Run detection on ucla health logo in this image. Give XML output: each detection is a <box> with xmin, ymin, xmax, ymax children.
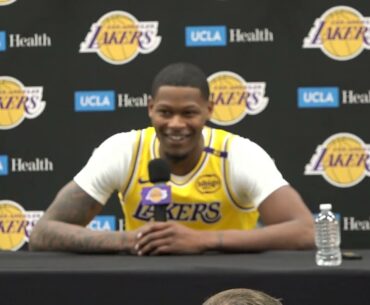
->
<box><xmin>0</xmin><ymin>154</ymin><xmax>53</xmax><ymax>173</ymax></box>
<box><xmin>75</xmin><ymin>91</ymin><xmax>115</xmax><ymax>112</ymax></box>
<box><xmin>305</xmin><ymin>133</ymin><xmax>370</xmax><ymax>187</ymax></box>
<box><xmin>208</xmin><ymin>71</ymin><xmax>268</xmax><ymax>126</ymax></box>
<box><xmin>0</xmin><ymin>31</ymin><xmax>51</xmax><ymax>51</ymax></box>
<box><xmin>303</xmin><ymin>6</ymin><xmax>370</xmax><ymax>61</ymax></box>
<box><xmin>185</xmin><ymin>26</ymin><xmax>227</xmax><ymax>47</ymax></box>
<box><xmin>80</xmin><ymin>11</ymin><xmax>161</xmax><ymax>65</ymax></box>
<box><xmin>0</xmin><ymin>0</ymin><xmax>16</xmax><ymax>6</ymax></box>
<box><xmin>0</xmin><ymin>77</ymin><xmax>46</xmax><ymax>130</ymax></box>
<box><xmin>298</xmin><ymin>87</ymin><xmax>339</xmax><ymax>108</ymax></box>
<box><xmin>0</xmin><ymin>155</ymin><xmax>8</xmax><ymax>175</ymax></box>
<box><xmin>0</xmin><ymin>200</ymin><xmax>43</xmax><ymax>251</ymax></box>
<box><xmin>0</xmin><ymin>31</ymin><xmax>6</xmax><ymax>51</ymax></box>
<box><xmin>185</xmin><ymin>26</ymin><xmax>273</xmax><ymax>47</ymax></box>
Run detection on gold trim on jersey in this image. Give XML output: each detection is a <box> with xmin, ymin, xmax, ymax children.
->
<box><xmin>118</xmin><ymin>130</ymin><xmax>143</xmax><ymax>201</ymax></box>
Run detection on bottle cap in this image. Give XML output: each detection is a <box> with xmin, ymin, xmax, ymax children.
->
<box><xmin>319</xmin><ymin>203</ymin><xmax>332</xmax><ymax>210</ymax></box>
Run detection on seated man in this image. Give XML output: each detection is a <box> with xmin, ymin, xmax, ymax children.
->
<box><xmin>29</xmin><ymin>62</ymin><xmax>314</xmax><ymax>254</ymax></box>
<box><xmin>203</xmin><ymin>288</ymin><xmax>282</xmax><ymax>305</ymax></box>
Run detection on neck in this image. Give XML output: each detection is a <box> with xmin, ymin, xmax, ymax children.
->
<box><xmin>160</xmin><ymin>138</ymin><xmax>204</xmax><ymax>176</ymax></box>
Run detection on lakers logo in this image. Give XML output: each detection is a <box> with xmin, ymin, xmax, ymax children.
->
<box><xmin>0</xmin><ymin>0</ymin><xmax>16</xmax><ymax>6</ymax></box>
<box><xmin>305</xmin><ymin>133</ymin><xmax>370</xmax><ymax>187</ymax></box>
<box><xmin>0</xmin><ymin>77</ymin><xmax>46</xmax><ymax>130</ymax></box>
<box><xmin>303</xmin><ymin>6</ymin><xmax>370</xmax><ymax>61</ymax></box>
<box><xmin>0</xmin><ymin>200</ymin><xmax>43</xmax><ymax>251</ymax></box>
<box><xmin>208</xmin><ymin>71</ymin><xmax>268</xmax><ymax>126</ymax></box>
<box><xmin>146</xmin><ymin>187</ymin><xmax>168</xmax><ymax>203</ymax></box>
<box><xmin>80</xmin><ymin>11</ymin><xmax>161</xmax><ymax>65</ymax></box>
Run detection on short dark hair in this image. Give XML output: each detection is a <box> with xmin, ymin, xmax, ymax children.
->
<box><xmin>151</xmin><ymin>62</ymin><xmax>210</xmax><ymax>100</ymax></box>
<box><xmin>203</xmin><ymin>288</ymin><xmax>283</xmax><ymax>305</ymax></box>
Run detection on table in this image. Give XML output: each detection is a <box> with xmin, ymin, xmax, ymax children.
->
<box><xmin>0</xmin><ymin>250</ymin><xmax>368</xmax><ymax>305</ymax></box>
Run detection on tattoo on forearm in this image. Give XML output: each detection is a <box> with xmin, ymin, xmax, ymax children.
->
<box><xmin>34</xmin><ymin>220</ymin><xmax>125</xmax><ymax>253</ymax></box>
<box><xmin>47</xmin><ymin>181</ymin><xmax>101</xmax><ymax>225</ymax></box>
<box><xmin>30</xmin><ymin>181</ymin><xmax>128</xmax><ymax>253</ymax></box>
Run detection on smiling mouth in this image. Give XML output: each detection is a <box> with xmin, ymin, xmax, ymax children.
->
<box><xmin>164</xmin><ymin>134</ymin><xmax>191</xmax><ymax>143</ymax></box>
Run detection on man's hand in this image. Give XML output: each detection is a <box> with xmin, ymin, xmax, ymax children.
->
<box><xmin>134</xmin><ymin>221</ymin><xmax>209</xmax><ymax>255</ymax></box>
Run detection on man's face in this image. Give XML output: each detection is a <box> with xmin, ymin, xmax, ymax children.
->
<box><xmin>148</xmin><ymin>86</ymin><xmax>213</xmax><ymax>161</ymax></box>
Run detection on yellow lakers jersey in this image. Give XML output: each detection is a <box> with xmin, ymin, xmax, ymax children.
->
<box><xmin>118</xmin><ymin>127</ymin><xmax>259</xmax><ymax>231</ymax></box>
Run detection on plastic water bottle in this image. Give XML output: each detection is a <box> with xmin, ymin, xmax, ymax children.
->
<box><xmin>314</xmin><ymin>203</ymin><xmax>342</xmax><ymax>266</ymax></box>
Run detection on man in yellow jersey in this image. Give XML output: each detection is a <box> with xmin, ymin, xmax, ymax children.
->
<box><xmin>30</xmin><ymin>63</ymin><xmax>314</xmax><ymax>254</ymax></box>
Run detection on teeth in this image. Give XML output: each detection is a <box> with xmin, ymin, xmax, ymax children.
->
<box><xmin>171</xmin><ymin>135</ymin><xmax>183</xmax><ymax>140</ymax></box>
<box><xmin>168</xmin><ymin>135</ymin><xmax>185</xmax><ymax>141</ymax></box>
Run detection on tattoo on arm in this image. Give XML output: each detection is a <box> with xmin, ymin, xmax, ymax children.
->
<box><xmin>45</xmin><ymin>180</ymin><xmax>102</xmax><ymax>226</ymax></box>
<box><xmin>30</xmin><ymin>181</ymin><xmax>129</xmax><ymax>253</ymax></box>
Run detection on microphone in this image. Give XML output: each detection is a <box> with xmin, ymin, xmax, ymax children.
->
<box><xmin>141</xmin><ymin>158</ymin><xmax>171</xmax><ymax>221</ymax></box>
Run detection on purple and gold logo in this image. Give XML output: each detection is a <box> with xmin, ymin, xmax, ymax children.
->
<box><xmin>303</xmin><ymin>6</ymin><xmax>370</xmax><ymax>61</ymax></box>
<box><xmin>305</xmin><ymin>133</ymin><xmax>370</xmax><ymax>187</ymax></box>
<box><xmin>208</xmin><ymin>71</ymin><xmax>268</xmax><ymax>126</ymax></box>
<box><xmin>0</xmin><ymin>76</ymin><xmax>46</xmax><ymax>130</ymax></box>
<box><xmin>0</xmin><ymin>0</ymin><xmax>16</xmax><ymax>6</ymax></box>
<box><xmin>80</xmin><ymin>10</ymin><xmax>161</xmax><ymax>65</ymax></box>
<box><xmin>141</xmin><ymin>185</ymin><xmax>171</xmax><ymax>205</ymax></box>
<box><xmin>0</xmin><ymin>200</ymin><xmax>43</xmax><ymax>251</ymax></box>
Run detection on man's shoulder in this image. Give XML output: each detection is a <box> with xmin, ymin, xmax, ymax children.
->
<box><xmin>207</xmin><ymin>127</ymin><xmax>254</xmax><ymax>147</ymax></box>
<box><xmin>207</xmin><ymin>126</ymin><xmax>236</xmax><ymax>139</ymax></box>
<box><xmin>99</xmin><ymin>128</ymin><xmax>146</xmax><ymax>150</ymax></box>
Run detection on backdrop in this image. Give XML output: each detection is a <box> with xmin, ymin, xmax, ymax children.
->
<box><xmin>1</xmin><ymin>0</ymin><xmax>369</xmax><ymax>250</ymax></box>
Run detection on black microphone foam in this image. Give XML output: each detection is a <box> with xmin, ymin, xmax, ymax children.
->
<box><xmin>148</xmin><ymin>159</ymin><xmax>170</xmax><ymax>183</ymax></box>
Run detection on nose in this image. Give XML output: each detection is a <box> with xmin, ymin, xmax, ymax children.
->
<box><xmin>168</xmin><ymin>114</ymin><xmax>186</xmax><ymax>129</ymax></box>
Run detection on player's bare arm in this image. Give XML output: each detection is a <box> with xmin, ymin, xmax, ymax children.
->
<box><xmin>206</xmin><ymin>185</ymin><xmax>315</xmax><ymax>251</ymax></box>
<box><xmin>29</xmin><ymin>181</ymin><xmax>137</xmax><ymax>253</ymax></box>
<box><xmin>135</xmin><ymin>186</ymin><xmax>314</xmax><ymax>254</ymax></box>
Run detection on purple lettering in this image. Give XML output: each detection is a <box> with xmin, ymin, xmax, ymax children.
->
<box><xmin>88</xmin><ymin>25</ymin><xmax>102</xmax><ymax>49</ymax></box>
<box><xmin>140</xmin><ymin>31</ymin><xmax>152</xmax><ymax>49</ymax></box>
<box><xmin>330</xmin><ymin>27</ymin><xmax>343</xmax><ymax>40</ymax></box>
<box><xmin>246</xmin><ymin>93</ymin><xmax>259</xmax><ymax>110</ymax></box>
<box><xmin>330</xmin><ymin>154</ymin><xmax>344</xmax><ymax>167</ymax></box>
<box><xmin>203</xmin><ymin>202</ymin><xmax>221</xmax><ymax>224</ymax></box>
<box><xmin>354</xmin><ymin>27</ymin><xmax>367</xmax><ymax>40</ymax></box>
<box><xmin>190</xmin><ymin>204</ymin><xmax>207</xmax><ymax>221</ymax></box>
<box><xmin>17</xmin><ymin>220</ymin><xmax>28</xmax><ymax>234</ymax></box>
<box><xmin>6</xmin><ymin>220</ymin><xmax>14</xmax><ymax>233</ymax></box>
<box><xmin>212</xmin><ymin>93</ymin><xmax>226</xmax><ymax>105</ymax></box>
<box><xmin>118</xmin><ymin>32</ymin><xmax>128</xmax><ymax>44</ymax></box>
<box><xmin>130</xmin><ymin>31</ymin><xmax>142</xmax><ymax>45</ymax></box>
<box><xmin>357</xmin><ymin>154</ymin><xmax>370</xmax><ymax>169</ymax></box>
<box><xmin>312</xmin><ymin>21</ymin><xmax>325</xmax><ymax>44</ymax></box>
<box><xmin>0</xmin><ymin>221</ymin><xmax>5</xmax><ymax>233</ymax></box>
<box><xmin>344</xmin><ymin>154</ymin><xmax>354</xmax><ymax>166</ymax></box>
<box><xmin>362</xmin><ymin>27</ymin><xmax>370</xmax><ymax>45</ymax></box>
<box><xmin>343</xmin><ymin>27</ymin><xmax>353</xmax><ymax>39</ymax></box>
<box><xmin>104</xmin><ymin>32</ymin><xmax>119</xmax><ymax>44</ymax></box>
<box><xmin>313</xmin><ymin>148</ymin><xmax>327</xmax><ymax>171</ymax></box>
<box><xmin>5</xmin><ymin>96</ymin><xmax>14</xmax><ymax>109</ymax></box>
<box><xmin>176</xmin><ymin>204</ymin><xmax>191</xmax><ymax>221</ymax></box>
<box><xmin>133</xmin><ymin>203</ymin><xmax>154</xmax><ymax>221</ymax></box>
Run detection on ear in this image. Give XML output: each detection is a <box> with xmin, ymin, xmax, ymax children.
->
<box><xmin>206</xmin><ymin>100</ymin><xmax>214</xmax><ymax>120</ymax></box>
<box><xmin>148</xmin><ymin>97</ymin><xmax>154</xmax><ymax>118</ymax></box>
